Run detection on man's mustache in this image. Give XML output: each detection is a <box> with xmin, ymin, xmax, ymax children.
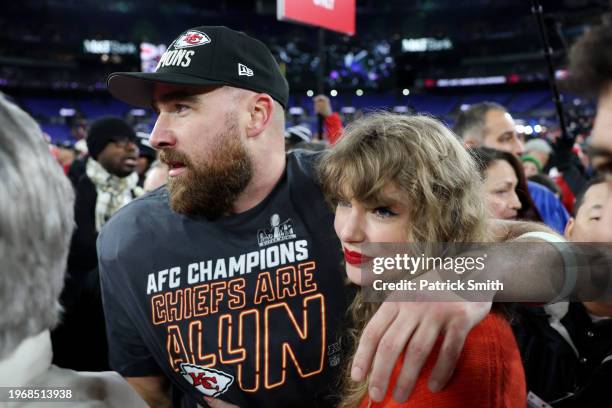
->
<box><xmin>159</xmin><ymin>149</ymin><xmax>193</xmax><ymax>167</ymax></box>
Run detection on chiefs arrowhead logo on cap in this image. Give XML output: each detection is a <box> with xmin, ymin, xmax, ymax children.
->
<box><xmin>180</xmin><ymin>363</ymin><xmax>234</xmax><ymax>397</ymax></box>
<box><xmin>173</xmin><ymin>30</ymin><xmax>211</xmax><ymax>49</ymax></box>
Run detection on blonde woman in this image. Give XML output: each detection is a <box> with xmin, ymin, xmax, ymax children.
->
<box><xmin>318</xmin><ymin>113</ymin><xmax>525</xmax><ymax>408</ymax></box>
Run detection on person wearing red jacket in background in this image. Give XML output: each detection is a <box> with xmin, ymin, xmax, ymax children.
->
<box><xmin>314</xmin><ymin>94</ymin><xmax>344</xmax><ymax>144</ymax></box>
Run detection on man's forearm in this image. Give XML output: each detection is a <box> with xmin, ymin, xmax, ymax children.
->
<box><xmin>488</xmin><ymin>219</ymin><xmax>559</xmax><ymax>242</ymax></box>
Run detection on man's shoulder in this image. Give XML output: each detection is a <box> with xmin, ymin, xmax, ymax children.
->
<box><xmin>98</xmin><ymin>187</ymin><xmax>171</xmax><ymax>248</ymax></box>
<box><xmin>111</xmin><ymin>185</ymin><xmax>167</xmax><ymax>219</ymax></box>
<box><xmin>287</xmin><ymin>149</ymin><xmax>324</xmax><ymax>181</ymax></box>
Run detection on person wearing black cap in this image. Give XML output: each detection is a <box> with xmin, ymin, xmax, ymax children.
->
<box><xmin>51</xmin><ymin>116</ymin><xmax>142</xmax><ymax>372</ymax></box>
<box><xmin>99</xmin><ymin>26</ymin><xmax>499</xmax><ymax>408</ymax></box>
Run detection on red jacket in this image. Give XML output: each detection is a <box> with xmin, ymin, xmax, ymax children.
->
<box><xmin>359</xmin><ymin>312</ymin><xmax>526</xmax><ymax>408</ymax></box>
<box><xmin>324</xmin><ymin>113</ymin><xmax>344</xmax><ymax>145</ymax></box>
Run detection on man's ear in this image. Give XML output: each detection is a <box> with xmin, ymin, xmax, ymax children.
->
<box><xmin>246</xmin><ymin>94</ymin><xmax>274</xmax><ymax>138</ymax></box>
<box><xmin>564</xmin><ymin>217</ymin><xmax>575</xmax><ymax>240</ymax></box>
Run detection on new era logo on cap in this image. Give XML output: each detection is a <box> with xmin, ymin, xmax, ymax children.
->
<box><xmin>173</xmin><ymin>30</ymin><xmax>211</xmax><ymax>49</ymax></box>
<box><xmin>238</xmin><ymin>63</ymin><xmax>254</xmax><ymax>77</ymax></box>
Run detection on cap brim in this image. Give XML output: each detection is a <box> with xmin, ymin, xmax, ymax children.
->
<box><xmin>107</xmin><ymin>72</ymin><xmax>225</xmax><ymax>108</ymax></box>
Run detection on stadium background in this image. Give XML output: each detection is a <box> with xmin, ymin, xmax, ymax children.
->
<box><xmin>0</xmin><ymin>0</ymin><xmax>606</xmax><ymax>145</ymax></box>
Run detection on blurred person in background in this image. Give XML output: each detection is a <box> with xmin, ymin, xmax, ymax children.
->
<box><xmin>0</xmin><ymin>93</ymin><xmax>147</xmax><ymax>407</ymax></box>
<box><xmin>521</xmin><ymin>155</ymin><xmax>566</xmax><ymax>204</ymax></box>
<box><xmin>143</xmin><ymin>160</ymin><xmax>169</xmax><ymax>192</ymax></box>
<box><xmin>313</xmin><ymin>94</ymin><xmax>344</xmax><ymax>144</ymax></box>
<box><xmin>285</xmin><ymin>124</ymin><xmax>326</xmax><ymax>151</ymax></box>
<box><xmin>52</xmin><ymin>116</ymin><xmax>142</xmax><ymax>372</ymax></box>
<box><xmin>455</xmin><ymin>102</ymin><xmax>525</xmax><ymax>156</ymax></box>
<box><xmin>470</xmin><ymin>147</ymin><xmax>541</xmax><ymax>222</ymax></box>
<box><xmin>524</xmin><ymin>138</ymin><xmax>553</xmax><ymax>171</ymax></box>
<box><xmin>513</xmin><ymin>177</ymin><xmax>612</xmax><ymax>407</ymax></box>
<box><xmin>49</xmin><ymin>140</ymin><xmax>78</xmax><ymax>174</ymax></box>
<box><xmin>528</xmin><ymin>174</ymin><xmax>563</xmax><ymax>202</ymax></box>
<box><xmin>454</xmin><ymin>102</ymin><xmax>569</xmax><ymax>233</ymax></box>
<box><xmin>135</xmin><ymin>131</ymin><xmax>157</xmax><ymax>187</ymax></box>
<box><xmin>521</xmin><ymin>155</ymin><xmax>543</xmax><ymax>178</ymax></box>
<box><xmin>510</xmin><ymin>12</ymin><xmax>612</xmax><ymax>406</ymax></box>
<box><xmin>525</xmin><ymin>138</ymin><xmax>578</xmax><ymax>213</ymax></box>
<box><xmin>564</xmin><ymin>9</ymin><xmax>612</xmax><ymax>243</ymax></box>
<box><xmin>74</xmin><ymin>138</ymin><xmax>88</xmax><ymax>159</ymax></box>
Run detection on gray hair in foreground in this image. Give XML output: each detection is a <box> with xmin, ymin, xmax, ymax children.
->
<box><xmin>0</xmin><ymin>93</ymin><xmax>75</xmax><ymax>359</ymax></box>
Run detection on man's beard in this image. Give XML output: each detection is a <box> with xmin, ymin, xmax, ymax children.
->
<box><xmin>160</xmin><ymin>120</ymin><xmax>252</xmax><ymax>220</ymax></box>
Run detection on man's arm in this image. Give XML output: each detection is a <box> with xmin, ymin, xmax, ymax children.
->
<box><xmin>126</xmin><ymin>376</ymin><xmax>171</xmax><ymax>408</ymax></box>
<box><xmin>488</xmin><ymin>218</ymin><xmax>558</xmax><ymax>241</ymax></box>
<box><xmin>98</xmin><ymin>222</ymin><xmax>172</xmax><ymax>407</ymax></box>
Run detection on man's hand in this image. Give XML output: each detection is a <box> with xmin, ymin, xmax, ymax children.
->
<box><xmin>351</xmin><ymin>301</ymin><xmax>491</xmax><ymax>403</ymax></box>
<box><xmin>313</xmin><ymin>95</ymin><xmax>333</xmax><ymax>117</ymax></box>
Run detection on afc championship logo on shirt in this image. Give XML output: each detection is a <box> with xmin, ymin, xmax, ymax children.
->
<box><xmin>145</xmin><ymin>213</ymin><xmax>328</xmax><ymax>398</ymax></box>
<box><xmin>257</xmin><ymin>214</ymin><xmax>297</xmax><ymax>247</ymax></box>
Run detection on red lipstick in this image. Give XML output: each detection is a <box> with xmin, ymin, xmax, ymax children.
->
<box><xmin>343</xmin><ymin>248</ymin><xmax>372</xmax><ymax>266</ymax></box>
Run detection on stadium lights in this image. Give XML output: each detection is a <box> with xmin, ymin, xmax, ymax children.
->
<box><xmin>330</xmin><ymin>89</ymin><xmax>338</xmax><ymax>97</ymax></box>
<box><xmin>356</xmin><ymin>89</ymin><xmax>364</xmax><ymax>96</ymax></box>
<box><xmin>402</xmin><ymin>89</ymin><xmax>410</xmax><ymax>96</ymax></box>
<box><xmin>129</xmin><ymin>109</ymin><xmax>147</xmax><ymax>117</ymax></box>
<box><xmin>524</xmin><ymin>126</ymin><xmax>534</xmax><ymax>135</ymax></box>
<box><xmin>534</xmin><ymin>125</ymin><xmax>542</xmax><ymax>133</ymax></box>
<box><xmin>59</xmin><ymin>108</ymin><xmax>76</xmax><ymax>117</ymax></box>
<box><xmin>306</xmin><ymin>90</ymin><xmax>314</xmax><ymax>97</ymax></box>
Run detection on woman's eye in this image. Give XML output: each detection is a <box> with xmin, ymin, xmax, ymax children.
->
<box><xmin>495</xmin><ymin>189</ymin><xmax>510</xmax><ymax>196</ymax></box>
<box><xmin>373</xmin><ymin>207</ymin><xmax>397</xmax><ymax>218</ymax></box>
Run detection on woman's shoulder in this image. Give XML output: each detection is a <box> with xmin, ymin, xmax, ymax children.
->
<box><xmin>363</xmin><ymin>312</ymin><xmax>525</xmax><ymax>408</ymax></box>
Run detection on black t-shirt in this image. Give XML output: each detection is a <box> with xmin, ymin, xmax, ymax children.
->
<box><xmin>98</xmin><ymin>151</ymin><xmax>349</xmax><ymax>407</ymax></box>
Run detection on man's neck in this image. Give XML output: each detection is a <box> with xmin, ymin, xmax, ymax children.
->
<box><xmin>232</xmin><ymin>151</ymin><xmax>286</xmax><ymax>214</ymax></box>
